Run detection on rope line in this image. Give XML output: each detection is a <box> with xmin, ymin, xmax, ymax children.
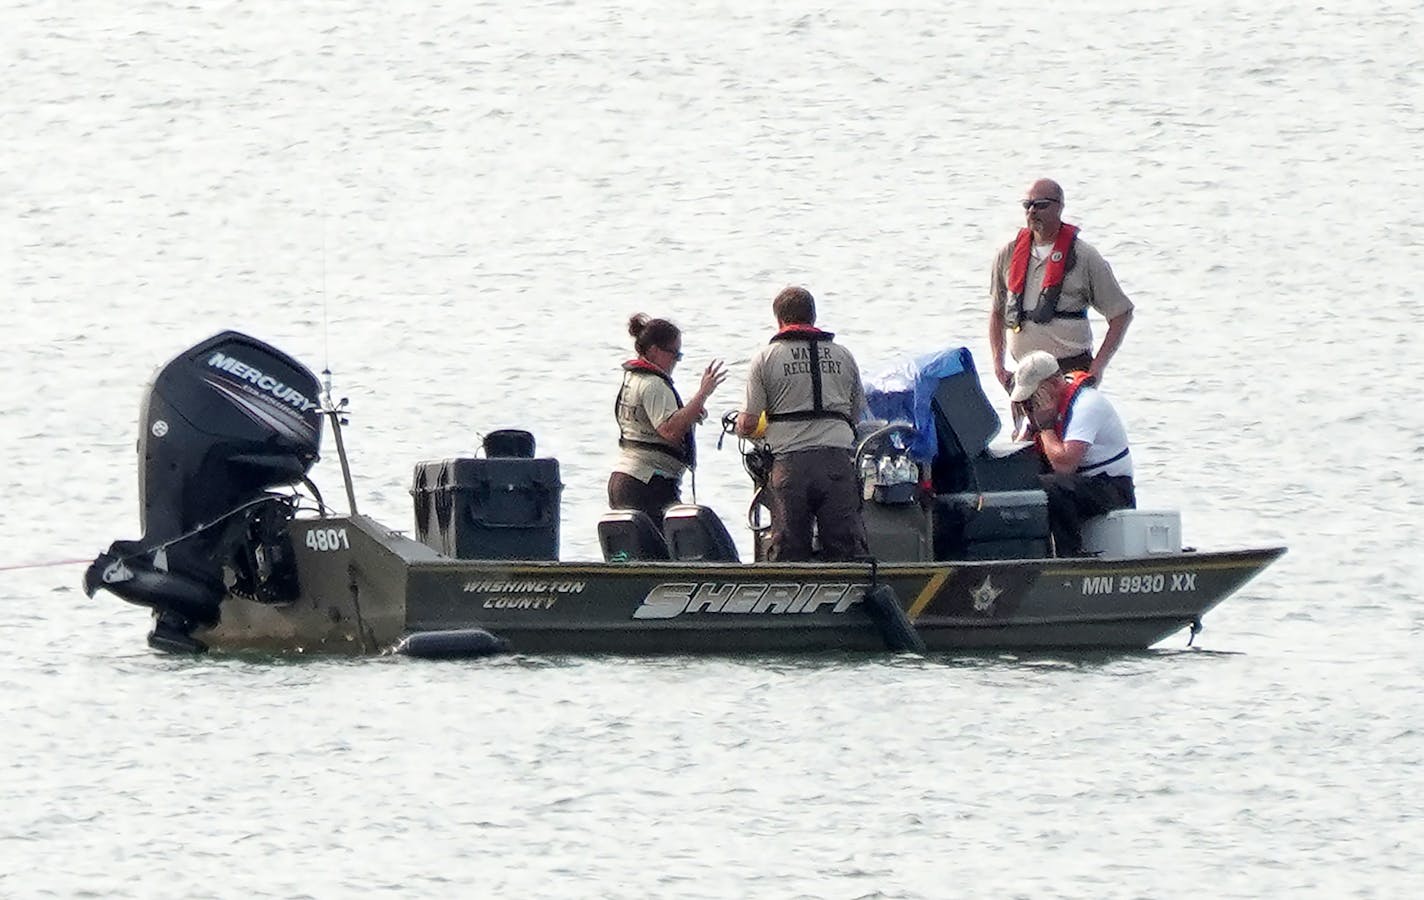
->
<box><xmin>1</xmin><ymin>491</ymin><xmax>322</xmax><ymax>577</ymax></box>
<box><xmin>0</xmin><ymin>558</ymin><xmax>92</xmax><ymax>572</ymax></box>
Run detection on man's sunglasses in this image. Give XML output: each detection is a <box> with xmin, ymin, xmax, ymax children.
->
<box><xmin>1021</xmin><ymin>198</ymin><xmax>1060</xmax><ymax>211</ymax></box>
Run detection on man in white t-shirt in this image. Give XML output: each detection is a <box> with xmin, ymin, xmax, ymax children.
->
<box><xmin>1011</xmin><ymin>351</ymin><xmax>1136</xmax><ymax>556</ymax></box>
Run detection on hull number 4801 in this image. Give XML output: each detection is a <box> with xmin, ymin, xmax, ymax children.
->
<box><xmin>305</xmin><ymin>527</ymin><xmax>350</xmax><ymax>552</ymax></box>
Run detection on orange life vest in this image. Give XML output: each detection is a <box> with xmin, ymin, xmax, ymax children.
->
<box><xmin>1006</xmin><ymin>223</ymin><xmax>1081</xmax><ymax>330</ymax></box>
<box><xmin>1053</xmin><ymin>370</ymin><xmax>1096</xmax><ymax>438</ymax></box>
<box><xmin>1042</xmin><ymin>371</ymin><xmax>1130</xmax><ymax>474</ymax></box>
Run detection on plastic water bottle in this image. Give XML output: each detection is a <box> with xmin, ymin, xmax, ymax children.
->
<box><xmin>894</xmin><ymin>456</ymin><xmax>918</xmax><ymax>484</ymax></box>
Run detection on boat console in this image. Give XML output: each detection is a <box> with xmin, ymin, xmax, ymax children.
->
<box><xmin>857</xmin><ymin>362</ymin><xmax>1051</xmax><ymax>562</ymax></box>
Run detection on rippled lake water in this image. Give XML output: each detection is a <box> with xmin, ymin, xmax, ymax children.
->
<box><xmin>3</xmin><ymin>1</ymin><xmax>1421</xmax><ymax>896</ymax></box>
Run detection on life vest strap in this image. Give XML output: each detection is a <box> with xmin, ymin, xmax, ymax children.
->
<box><xmin>618</xmin><ymin>436</ymin><xmax>690</xmax><ymax>465</ymax></box>
<box><xmin>765</xmin><ymin>409</ymin><xmax>857</xmax><ymax>428</ymax></box>
<box><xmin>1076</xmin><ymin>447</ymin><xmax>1129</xmax><ymax>474</ymax></box>
<box><xmin>763</xmin><ymin>333</ymin><xmax>856</xmax><ymax>433</ymax></box>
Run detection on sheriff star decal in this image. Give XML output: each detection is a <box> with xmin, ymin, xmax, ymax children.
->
<box><xmin>970</xmin><ymin>575</ymin><xmax>1003</xmax><ymax>614</ymax></box>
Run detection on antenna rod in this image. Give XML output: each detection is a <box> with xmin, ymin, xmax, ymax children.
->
<box><xmin>322</xmin><ymin>368</ymin><xmax>359</xmax><ymax>516</ymax></box>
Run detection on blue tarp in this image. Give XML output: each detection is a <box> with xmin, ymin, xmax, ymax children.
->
<box><xmin>863</xmin><ymin>346</ymin><xmax>980</xmax><ymax>461</ymax></box>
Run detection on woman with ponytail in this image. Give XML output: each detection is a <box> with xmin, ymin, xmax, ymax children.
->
<box><xmin>609</xmin><ymin>313</ymin><xmax>726</xmax><ymax>520</ymax></box>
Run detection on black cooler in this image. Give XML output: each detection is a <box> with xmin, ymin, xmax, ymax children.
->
<box><xmin>935</xmin><ymin>490</ymin><xmax>1050</xmax><ymax>560</ymax></box>
<box><xmin>411</xmin><ymin>449</ymin><xmax>562</xmax><ymax>560</ymax></box>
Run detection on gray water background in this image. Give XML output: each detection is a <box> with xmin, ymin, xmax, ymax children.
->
<box><xmin>3</xmin><ymin>1</ymin><xmax>1422</xmax><ymax>896</ymax></box>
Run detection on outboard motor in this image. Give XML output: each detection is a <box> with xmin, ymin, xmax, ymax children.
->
<box><xmin>83</xmin><ymin>331</ymin><xmax>324</xmax><ymax>652</ymax></box>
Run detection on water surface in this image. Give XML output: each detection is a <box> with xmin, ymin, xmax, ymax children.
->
<box><xmin>3</xmin><ymin>1</ymin><xmax>1421</xmax><ymax>896</ymax></box>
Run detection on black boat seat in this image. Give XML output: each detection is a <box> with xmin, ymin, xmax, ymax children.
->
<box><xmin>598</xmin><ymin>510</ymin><xmax>671</xmax><ymax>562</ymax></box>
<box><xmin>662</xmin><ymin>504</ymin><xmax>740</xmax><ymax>562</ymax></box>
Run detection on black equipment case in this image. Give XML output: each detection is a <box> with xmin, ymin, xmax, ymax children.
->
<box><xmin>411</xmin><ymin>456</ymin><xmax>563</xmax><ymax>560</ymax></box>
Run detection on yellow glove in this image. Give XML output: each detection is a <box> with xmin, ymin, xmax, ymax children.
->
<box><xmin>752</xmin><ymin>412</ymin><xmax>768</xmax><ymax>439</ymax></box>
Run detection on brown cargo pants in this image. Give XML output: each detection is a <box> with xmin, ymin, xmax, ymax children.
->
<box><xmin>766</xmin><ymin>447</ymin><xmax>869</xmax><ymax>562</ymax></box>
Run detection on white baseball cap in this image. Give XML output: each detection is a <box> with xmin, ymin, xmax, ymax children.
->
<box><xmin>1009</xmin><ymin>351</ymin><xmax>1062</xmax><ymax>402</ymax></box>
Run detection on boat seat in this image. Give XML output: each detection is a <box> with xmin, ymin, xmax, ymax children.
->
<box><xmin>662</xmin><ymin>504</ymin><xmax>740</xmax><ymax>562</ymax></box>
<box><xmin>597</xmin><ymin>510</ymin><xmax>671</xmax><ymax>562</ymax></box>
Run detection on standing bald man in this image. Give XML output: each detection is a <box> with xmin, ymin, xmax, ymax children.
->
<box><xmin>988</xmin><ymin>178</ymin><xmax>1134</xmax><ymax>395</ymax></box>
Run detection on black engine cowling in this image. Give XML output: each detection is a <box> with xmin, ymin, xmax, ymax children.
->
<box><xmin>84</xmin><ymin>331</ymin><xmax>324</xmax><ymax>651</ymax></box>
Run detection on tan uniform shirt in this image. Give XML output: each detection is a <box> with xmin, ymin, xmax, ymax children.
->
<box><xmin>744</xmin><ymin>334</ymin><xmax>866</xmax><ymax>454</ymax></box>
<box><xmin>613</xmin><ymin>370</ymin><xmax>687</xmax><ymax>483</ymax></box>
<box><xmin>989</xmin><ymin>235</ymin><xmax>1133</xmax><ymax>362</ymax></box>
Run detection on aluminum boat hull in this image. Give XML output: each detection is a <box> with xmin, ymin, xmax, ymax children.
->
<box><xmin>194</xmin><ymin>514</ymin><xmax>1286</xmax><ymax>655</ymax></box>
